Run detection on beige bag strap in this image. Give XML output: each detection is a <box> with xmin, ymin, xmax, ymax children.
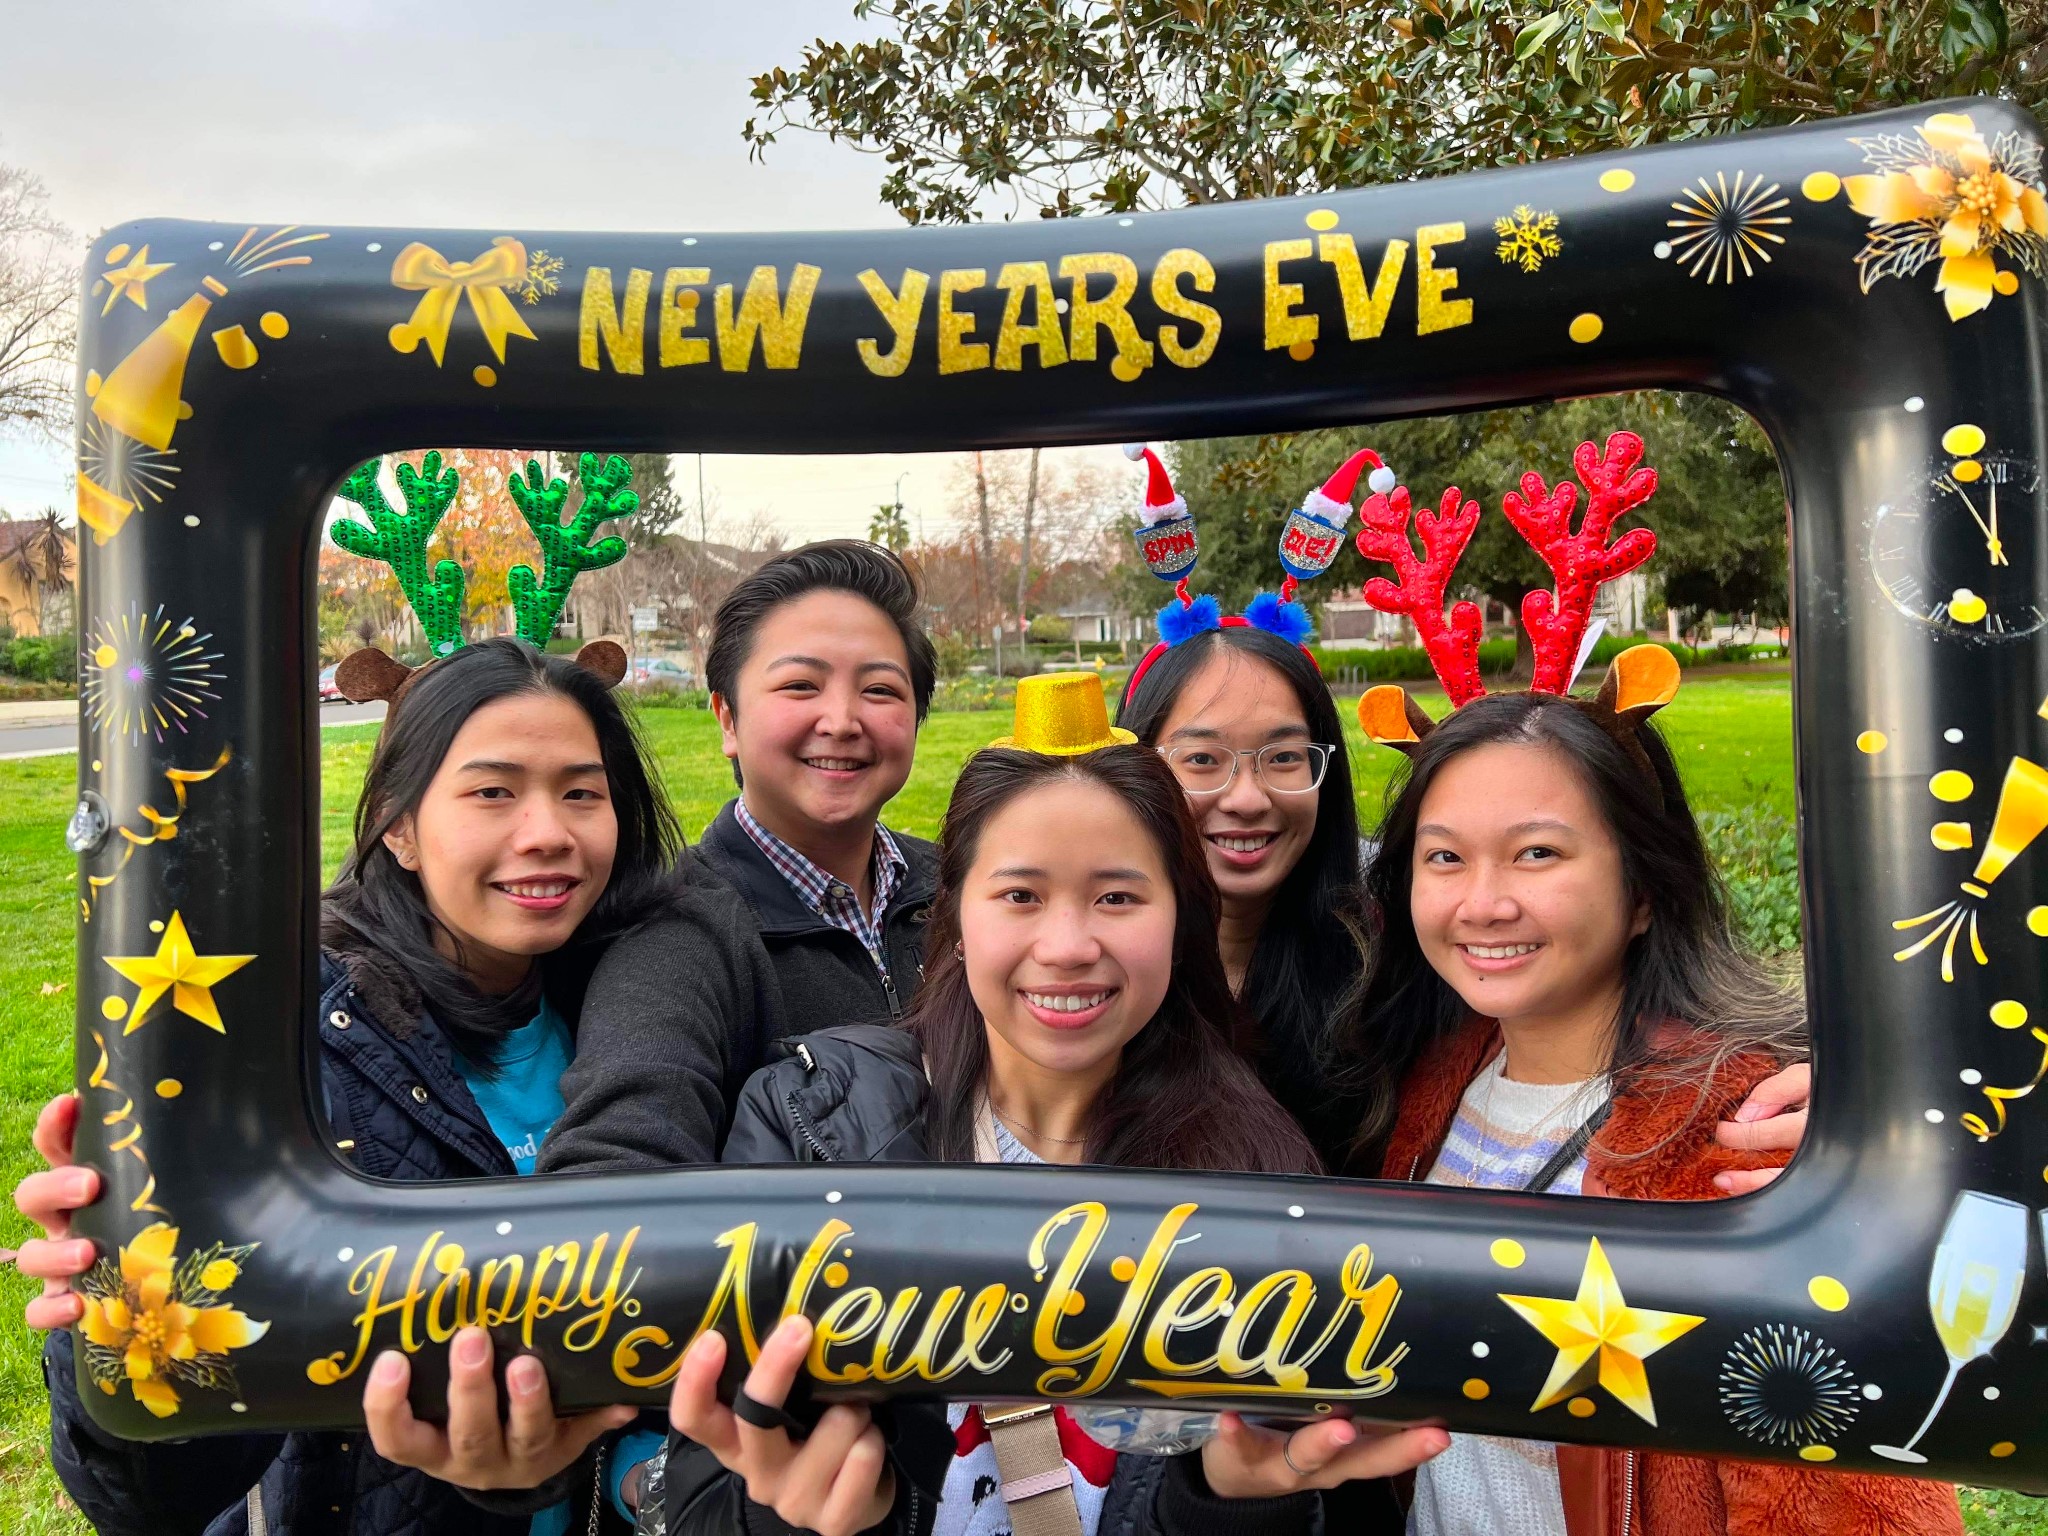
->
<box><xmin>972</xmin><ymin>1094</ymin><xmax>1083</xmax><ymax>1536</ymax></box>
<box><xmin>981</xmin><ymin>1404</ymin><xmax>1084</xmax><ymax>1536</ymax></box>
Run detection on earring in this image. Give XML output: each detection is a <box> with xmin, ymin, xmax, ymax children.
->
<box><xmin>952</xmin><ymin>940</ymin><xmax>964</xmax><ymax>959</ymax></box>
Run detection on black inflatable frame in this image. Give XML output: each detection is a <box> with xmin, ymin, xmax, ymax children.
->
<box><xmin>63</xmin><ymin>100</ymin><xmax>2048</xmax><ymax>1491</ymax></box>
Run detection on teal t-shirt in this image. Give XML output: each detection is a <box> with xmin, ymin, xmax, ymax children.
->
<box><xmin>453</xmin><ymin>1000</ymin><xmax>574</xmax><ymax>1535</ymax></box>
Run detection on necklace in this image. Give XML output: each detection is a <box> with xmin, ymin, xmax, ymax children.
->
<box><xmin>991</xmin><ymin>1101</ymin><xmax>1088</xmax><ymax>1144</ymax></box>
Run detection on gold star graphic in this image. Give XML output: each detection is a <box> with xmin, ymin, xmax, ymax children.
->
<box><xmin>1499</xmin><ymin>1237</ymin><xmax>1704</xmax><ymax>1425</ymax></box>
<box><xmin>103</xmin><ymin>912</ymin><xmax>254</xmax><ymax>1035</ymax></box>
<box><xmin>100</xmin><ymin>246</ymin><xmax>173</xmax><ymax>315</ymax></box>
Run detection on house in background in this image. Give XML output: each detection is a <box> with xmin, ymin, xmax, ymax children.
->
<box><xmin>0</xmin><ymin>518</ymin><xmax>77</xmax><ymax>636</ymax></box>
<box><xmin>1317</xmin><ymin>571</ymin><xmax>1651</xmax><ymax>649</ymax></box>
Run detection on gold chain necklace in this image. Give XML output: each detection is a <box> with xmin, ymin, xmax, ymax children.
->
<box><xmin>991</xmin><ymin>1101</ymin><xmax>1088</xmax><ymax>1145</ymax></box>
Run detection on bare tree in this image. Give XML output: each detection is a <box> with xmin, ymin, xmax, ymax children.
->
<box><xmin>0</xmin><ymin>156</ymin><xmax>76</xmax><ymax>441</ymax></box>
<box><xmin>1014</xmin><ymin>448</ymin><xmax>1039</xmax><ymax>645</ymax></box>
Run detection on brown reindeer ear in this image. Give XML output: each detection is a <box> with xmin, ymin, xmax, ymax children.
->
<box><xmin>573</xmin><ymin>638</ymin><xmax>628</xmax><ymax>689</ymax></box>
<box><xmin>1591</xmin><ymin>643</ymin><xmax>1681</xmax><ymax>727</ymax></box>
<box><xmin>1359</xmin><ymin>685</ymin><xmax>1436</xmax><ymax>755</ymax></box>
<box><xmin>335</xmin><ymin>647</ymin><xmax>416</xmax><ymax>704</ymax></box>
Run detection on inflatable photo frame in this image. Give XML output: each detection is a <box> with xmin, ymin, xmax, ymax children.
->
<box><xmin>62</xmin><ymin>100</ymin><xmax>2048</xmax><ymax>1491</ymax></box>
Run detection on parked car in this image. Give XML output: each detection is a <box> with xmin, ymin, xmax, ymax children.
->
<box><xmin>630</xmin><ymin>657</ymin><xmax>694</xmax><ymax>687</ymax></box>
<box><xmin>317</xmin><ymin>664</ymin><xmax>345</xmax><ymax>702</ymax></box>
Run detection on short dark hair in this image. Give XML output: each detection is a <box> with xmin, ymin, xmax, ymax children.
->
<box><xmin>705</xmin><ymin>540</ymin><xmax>937</xmax><ymax>727</ymax></box>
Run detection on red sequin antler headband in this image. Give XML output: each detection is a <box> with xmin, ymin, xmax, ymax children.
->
<box><xmin>1353</xmin><ymin>431</ymin><xmax>1680</xmax><ymax>763</ymax></box>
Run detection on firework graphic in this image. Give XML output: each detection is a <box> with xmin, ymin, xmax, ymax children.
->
<box><xmin>1663</xmin><ymin>171</ymin><xmax>1792</xmax><ymax>283</ymax></box>
<box><xmin>79</xmin><ymin>417</ymin><xmax>179</xmax><ymax>510</ymax></box>
<box><xmin>1719</xmin><ymin>1324</ymin><xmax>1861</xmax><ymax>1447</ymax></box>
<box><xmin>81</xmin><ymin>603</ymin><xmax>225</xmax><ymax>744</ymax></box>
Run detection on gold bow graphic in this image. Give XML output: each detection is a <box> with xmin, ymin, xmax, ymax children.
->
<box><xmin>388</xmin><ymin>237</ymin><xmax>538</xmax><ymax>366</ymax></box>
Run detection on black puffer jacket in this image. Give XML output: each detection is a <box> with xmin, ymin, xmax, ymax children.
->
<box><xmin>660</xmin><ymin>1025</ymin><xmax>1326</xmax><ymax>1536</ymax></box>
<box><xmin>44</xmin><ymin>953</ymin><xmax>627</xmax><ymax>1536</ymax></box>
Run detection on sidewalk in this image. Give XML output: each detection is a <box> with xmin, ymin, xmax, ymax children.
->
<box><xmin>0</xmin><ymin>699</ymin><xmax>76</xmax><ymax>725</ymax></box>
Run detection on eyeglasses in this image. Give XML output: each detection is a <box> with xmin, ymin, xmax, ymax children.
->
<box><xmin>1158</xmin><ymin>742</ymin><xmax>1335</xmax><ymax>796</ymax></box>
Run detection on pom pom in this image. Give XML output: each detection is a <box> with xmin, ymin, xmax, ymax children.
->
<box><xmin>1122</xmin><ymin>442</ymin><xmax>1148</xmax><ymax>461</ymax></box>
<box><xmin>1244</xmin><ymin>591</ymin><xmax>1313</xmax><ymax>647</ymax></box>
<box><xmin>1157</xmin><ymin>592</ymin><xmax>1222</xmax><ymax>645</ymax></box>
<box><xmin>1367</xmin><ymin>465</ymin><xmax>1397</xmax><ymax>496</ymax></box>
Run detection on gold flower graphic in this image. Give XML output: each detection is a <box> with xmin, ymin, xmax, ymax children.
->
<box><xmin>1845</xmin><ymin>111</ymin><xmax>2048</xmax><ymax>321</ymax></box>
<box><xmin>78</xmin><ymin>1223</ymin><xmax>267</xmax><ymax>1418</ymax></box>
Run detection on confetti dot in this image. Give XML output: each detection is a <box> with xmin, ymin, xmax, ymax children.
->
<box><xmin>1949</xmin><ymin>589</ymin><xmax>1987</xmax><ymax>623</ymax></box>
<box><xmin>1930</xmin><ymin>770</ymin><xmax>1974</xmax><ymax>802</ymax></box>
<box><xmin>90</xmin><ymin>760</ymin><xmax>101</xmax><ymax>773</ymax></box>
<box><xmin>84</xmin><ymin>371</ymin><xmax>102</xmax><ymax>397</ymax></box>
<box><xmin>496</xmin><ymin>1220</ymin><xmax>513</xmax><ymax>1235</ymax></box>
<box><xmin>1801</xmin><ymin>171</ymin><xmax>1842</xmax><ymax>201</ymax></box>
<box><xmin>94</xmin><ymin>644</ymin><xmax>118</xmax><ymax>668</ymax></box>
<box><xmin>824</xmin><ymin>1262</ymin><xmax>849</xmax><ymax>1287</ymax></box>
<box><xmin>184</xmin><ymin>515</ymin><xmax>200</xmax><ymax>527</ymax></box>
<box><xmin>259</xmin><ymin>312</ymin><xmax>289</xmax><ymax>340</ymax></box>
<box><xmin>825</xmin><ymin>1190</ymin><xmax>842</xmax><ymax>1203</ymax></box>
<box><xmin>1011</xmin><ymin>1293</ymin><xmax>1030</xmax><ymax>1312</ymax></box>
<box><xmin>1287</xmin><ymin>1205</ymin><xmax>1304</xmax><ymax>1218</ymax></box>
<box><xmin>231</xmin><ymin>1401</ymin><xmax>247</xmax><ymax>1413</ymax></box>
<box><xmin>155</xmin><ymin>1079</ymin><xmax>181</xmax><ymax>1098</ymax></box>
<box><xmin>1110</xmin><ymin>355</ymin><xmax>1144</xmax><ymax>381</ymax></box>
<box><xmin>366</xmin><ymin>241</ymin><xmax>382</xmax><ymax>253</ymax></box>
<box><xmin>1943</xmin><ymin>423</ymin><xmax>1987</xmax><ymax>455</ymax></box>
<box><xmin>100</xmin><ymin>996</ymin><xmax>127</xmax><ymax>1021</ymax></box>
<box><xmin>1962</xmin><ymin>1069</ymin><xmax>1984</xmax><ymax>1085</ymax></box>
<box><xmin>338</xmin><ymin>1247</ymin><xmax>354</xmax><ymax>1262</ymax></box>
<box><xmin>1287</xmin><ymin>339</ymin><xmax>1315</xmax><ymax>362</ymax></box>
<box><xmin>1110</xmin><ymin>1255</ymin><xmax>1138</xmax><ymax>1282</ymax></box>
<box><xmin>473</xmin><ymin>365</ymin><xmax>497</xmax><ymax>387</ymax></box>
<box><xmin>1063</xmin><ymin>1292</ymin><xmax>1086</xmax><ymax>1315</ymax></box>
<box><xmin>1306</xmin><ymin>208</ymin><xmax>1341</xmax><ymax>230</ymax></box>
<box><xmin>1946</xmin><ymin>728</ymin><xmax>1965</xmax><ymax>744</ymax></box>
<box><xmin>1863</xmin><ymin>1383</ymin><xmax>1883</xmax><ymax>1401</ymax></box>
<box><xmin>2030</xmin><ymin>909</ymin><xmax>2048</xmax><ymax>937</ymax></box>
<box><xmin>1993</xmin><ymin>1441</ymin><xmax>2017</xmax><ymax>1457</ymax></box>
<box><xmin>1462</xmin><ymin>1378</ymin><xmax>1490</xmax><ymax>1400</ymax></box>
<box><xmin>1808</xmin><ymin>1275</ymin><xmax>1850</xmax><ymax>1312</ymax></box>
<box><xmin>1568</xmin><ymin>312</ymin><xmax>1604</xmax><ymax>343</ymax></box>
<box><xmin>1490</xmin><ymin>1239</ymin><xmax>1526</xmax><ymax>1269</ymax></box>
<box><xmin>1993</xmin><ymin>999</ymin><xmax>2030</xmax><ymax>1028</ymax></box>
<box><xmin>1985</xmin><ymin>1386</ymin><xmax>2001</xmax><ymax>1401</ymax></box>
<box><xmin>1905</xmin><ymin>396</ymin><xmax>1925</xmax><ymax>412</ymax></box>
<box><xmin>1926</xmin><ymin>1108</ymin><xmax>1945</xmax><ymax>1123</ymax></box>
<box><xmin>1996</xmin><ymin>271</ymin><xmax>2020</xmax><ymax>296</ymax></box>
<box><xmin>682</xmin><ymin>236</ymin><xmax>699</xmax><ymax>246</ymax></box>
<box><xmin>1856</xmin><ymin>730</ymin><xmax>1888</xmax><ymax>754</ymax></box>
<box><xmin>1800</xmin><ymin>1445</ymin><xmax>1838</xmax><ymax>1462</ymax></box>
<box><xmin>1933</xmin><ymin>822</ymin><xmax>1975</xmax><ymax>851</ymax></box>
<box><xmin>105</xmin><ymin>243</ymin><xmax>130</xmax><ymax>262</ymax></box>
<box><xmin>1471</xmin><ymin>1341</ymin><xmax>1490</xmax><ymax>1358</ymax></box>
<box><xmin>1599</xmin><ymin>168</ymin><xmax>1635</xmax><ymax>192</ymax></box>
<box><xmin>1953</xmin><ymin>459</ymin><xmax>1984</xmax><ymax>484</ymax></box>
<box><xmin>1568</xmin><ymin>1397</ymin><xmax>1597</xmax><ymax>1418</ymax></box>
<box><xmin>1055</xmin><ymin>297</ymin><xmax>1068</xmax><ymax>314</ymax></box>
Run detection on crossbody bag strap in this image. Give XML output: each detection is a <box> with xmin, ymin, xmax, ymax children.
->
<box><xmin>973</xmin><ymin>1094</ymin><xmax>1083</xmax><ymax>1536</ymax></box>
<box><xmin>1523</xmin><ymin>1098</ymin><xmax>1613</xmax><ymax>1194</ymax></box>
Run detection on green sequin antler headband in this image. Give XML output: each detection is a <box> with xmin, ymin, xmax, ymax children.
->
<box><xmin>329</xmin><ymin>451</ymin><xmax>639</xmax><ymax>703</ymax></box>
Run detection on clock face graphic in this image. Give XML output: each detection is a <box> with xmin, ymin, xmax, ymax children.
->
<box><xmin>1868</xmin><ymin>451</ymin><xmax>2047</xmax><ymax>640</ymax></box>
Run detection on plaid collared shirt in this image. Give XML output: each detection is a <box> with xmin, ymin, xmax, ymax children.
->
<box><xmin>734</xmin><ymin>796</ymin><xmax>908</xmax><ymax>986</ymax></box>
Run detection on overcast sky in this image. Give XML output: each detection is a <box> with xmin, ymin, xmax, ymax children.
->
<box><xmin>0</xmin><ymin>0</ymin><xmax>1125</xmax><ymax>540</ymax></box>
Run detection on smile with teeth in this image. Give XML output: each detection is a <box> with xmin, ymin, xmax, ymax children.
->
<box><xmin>1461</xmin><ymin>942</ymin><xmax>1542</xmax><ymax>959</ymax></box>
<box><xmin>804</xmin><ymin>756</ymin><xmax>868</xmax><ymax>771</ymax></box>
<box><xmin>495</xmin><ymin>879</ymin><xmax>575</xmax><ymax>899</ymax></box>
<box><xmin>1208</xmin><ymin>833</ymin><xmax>1275</xmax><ymax>852</ymax></box>
<box><xmin>1022</xmin><ymin>989</ymin><xmax>1114</xmax><ymax>1013</ymax></box>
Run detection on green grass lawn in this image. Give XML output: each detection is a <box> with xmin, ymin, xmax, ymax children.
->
<box><xmin>0</xmin><ymin>676</ymin><xmax>2032</xmax><ymax>1531</ymax></box>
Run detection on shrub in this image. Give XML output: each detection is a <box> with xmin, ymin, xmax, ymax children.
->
<box><xmin>1698</xmin><ymin>806</ymin><xmax>1802</xmax><ymax>955</ymax></box>
<box><xmin>1027</xmin><ymin>614</ymin><xmax>1073</xmax><ymax>644</ymax></box>
<box><xmin>3</xmin><ymin>636</ymin><xmax>58</xmax><ymax>682</ymax></box>
<box><xmin>628</xmin><ymin>685</ymin><xmax>711</xmax><ymax>710</ymax></box>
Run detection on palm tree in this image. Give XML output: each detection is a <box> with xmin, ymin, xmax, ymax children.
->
<box><xmin>6</xmin><ymin>509</ymin><xmax>72</xmax><ymax>632</ymax></box>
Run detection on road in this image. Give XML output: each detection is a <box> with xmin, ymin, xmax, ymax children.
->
<box><xmin>0</xmin><ymin>700</ymin><xmax>388</xmax><ymax>761</ymax></box>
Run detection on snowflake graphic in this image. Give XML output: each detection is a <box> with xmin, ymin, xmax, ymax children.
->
<box><xmin>519</xmin><ymin>249</ymin><xmax>564</xmax><ymax>305</ymax></box>
<box><xmin>1495</xmin><ymin>206</ymin><xmax>1561</xmax><ymax>272</ymax></box>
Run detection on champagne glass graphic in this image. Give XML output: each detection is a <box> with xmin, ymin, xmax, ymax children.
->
<box><xmin>1872</xmin><ymin>1191</ymin><xmax>2030</xmax><ymax>1462</ymax></box>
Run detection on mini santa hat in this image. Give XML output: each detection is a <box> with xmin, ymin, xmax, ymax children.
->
<box><xmin>1300</xmin><ymin>447</ymin><xmax>1398</xmax><ymax>527</ymax></box>
<box><xmin>1123</xmin><ymin>443</ymin><xmax>1187</xmax><ymax>525</ymax></box>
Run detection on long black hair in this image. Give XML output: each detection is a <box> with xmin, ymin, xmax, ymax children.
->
<box><xmin>907</xmin><ymin>745</ymin><xmax>1321</xmax><ymax>1175</ymax></box>
<box><xmin>1333</xmin><ymin>691</ymin><xmax>1805</xmax><ymax>1155</ymax></box>
<box><xmin>320</xmin><ymin>638</ymin><xmax>683</xmax><ymax>1066</ymax></box>
<box><xmin>1115</xmin><ymin>626</ymin><xmax>1370</xmax><ymax>1166</ymax></box>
